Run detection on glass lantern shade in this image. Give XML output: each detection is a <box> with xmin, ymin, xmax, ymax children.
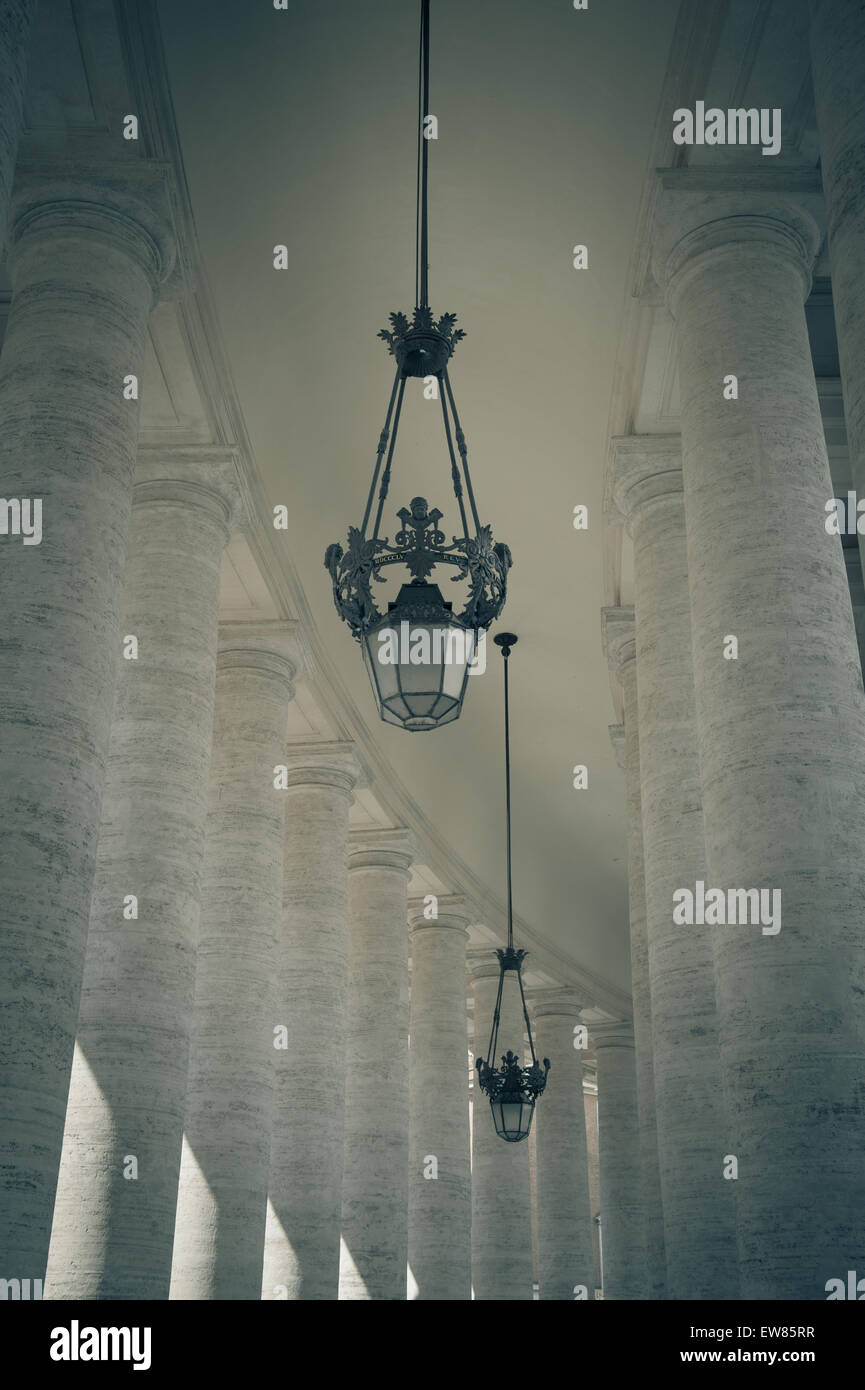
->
<box><xmin>361</xmin><ymin>582</ymin><xmax>481</xmax><ymax>731</ymax></box>
<box><xmin>490</xmin><ymin>1094</ymin><xmax>535</xmax><ymax>1143</ymax></box>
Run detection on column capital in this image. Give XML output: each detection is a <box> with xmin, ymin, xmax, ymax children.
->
<box><xmin>608</xmin><ymin>723</ymin><xmax>625</xmax><ymax>771</ymax></box>
<box><xmin>601</xmin><ymin>605</ymin><xmax>635</xmax><ymax>677</ymax></box>
<box><xmin>590</xmin><ymin>1020</ymin><xmax>635</xmax><ymax>1051</ymax></box>
<box><xmin>281</xmin><ymin>741</ymin><xmax>360</xmax><ymax>797</ymax></box>
<box><xmin>408</xmin><ymin>893</ymin><xmax>471</xmax><ymax>934</ymax></box>
<box><xmin>609</xmin><ymin>435</ymin><xmax>683</xmax><ymax>530</ymax></box>
<box><xmin>134</xmin><ymin>447</ymin><xmax>245</xmax><ymax>534</ymax></box>
<box><xmin>468</xmin><ymin>950</ymin><xmax>502</xmax><ymax>983</ymax></box>
<box><xmin>530</xmin><ymin>989</ymin><xmax>589</xmax><ymax>1021</ymax></box>
<box><xmin>647</xmin><ymin>167</ymin><xmax>824</xmax><ymax>315</ymax></box>
<box><xmin>348</xmin><ymin>827</ymin><xmax>414</xmax><ymax>874</ymax></box>
<box><xmin>217</xmin><ymin>620</ymin><xmax>304</xmax><ymax>692</ymax></box>
<box><xmin>10</xmin><ymin>160</ymin><xmax>177</xmax><ymax>297</ymax></box>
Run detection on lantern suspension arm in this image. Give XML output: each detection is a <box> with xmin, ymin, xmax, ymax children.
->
<box><xmin>443</xmin><ymin>368</ymin><xmax>482</xmax><ymax>535</ymax></box>
<box><xmin>372</xmin><ymin>374</ymin><xmax>408</xmax><ymax>540</ymax></box>
<box><xmin>439</xmin><ymin>382</ymin><xmax>470</xmax><ymax>539</ymax></box>
<box><xmin>485</xmin><ymin>963</ymin><xmax>505</xmax><ymax>1074</ymax></box>
<box><xmin>361</xmin><ymin>366</ymin><xmax>402</xmax><ymax>537</ymax></box>
<box><xmin>517</xmin><ymin>968</ymin><xmax>539</xmax><ymax>1067</ymax></box>
<box><xmin>416</xmin><ymin>0</ymin><xmax>431</xmax><ymax>309</ymax></box>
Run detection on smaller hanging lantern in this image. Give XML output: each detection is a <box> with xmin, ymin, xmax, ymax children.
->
<box><xmin>475</xmin><ymin>634</ymin><xmax>550</xmax><ymax>1141</ymax></box>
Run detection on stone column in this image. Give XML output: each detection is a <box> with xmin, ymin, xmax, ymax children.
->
<box><xmin>339</xmin><ymin>829</ymin><xmax>413</xmax><ymax>1301</ymax></box>
<box><xmin>407</xmin><ymin>896</ymin><xmax>471</xmax><ymax>1301</ymax></box>
<box><xmin>583</xmin><ymin>1065</ymin><xmax>602</xmax><ymax>1292</ymax></box>
<box><xmin>45</xmin><ymin>450</ymin><xmax>238</xmax><ymax>1300</ymax></box>
<box><xmin>591</xmin><ymin>1022</ymin><xmax>645</xmax><ymax>1300</ymax></box>
<box><xmin>0</xmin><ymin>2</ymin><xmax>37</xmax><ymax>254</ymax></box>
<box><xmin>603</xmin><ymin>660</ymin><xmax>667</xmax><ymax>1299</ymax></box>
<box><xmin>528</xmin><ymin>1120</ymin><xmax>539</xmax><ymax>1296</ymax></box>
<box><xmin>810</xmin><ymin>0</ymin><xmax>865</xmax><ymax>591</ymax></box>
<box><xmin>608</xmin><ymin>443</ymin><xmax>739</xmax><ymax>1300</ymax></box>
<box><xmin>532</xmin><ymin>995</ymin><xmax>595</xmax><ymax>1300</ymax></box>
<box><xmin>0</xmin><ymin>169</ymin><xmax>174</xmax><ymax>1281</ymax></box>
<box><xmin>653</xmin><ymin>176</ymin><xmax>865</xmax><ymax>1297</ymax></box>
<box><xmin>170</xmin><ymin>622</ymin><xmax>302</xmax><ymax>1301</ymax></box>
<box><xmin>262</xmin><ymin>743</ymin><xmax>359</xmax><ymax>1301</ymax></box>
<box><xmin>470</xmin><ymin>954</ymin><xmax>534</xmax><ymax>1301</ymax></box>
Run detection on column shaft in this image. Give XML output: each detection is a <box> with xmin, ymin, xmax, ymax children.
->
<box><xmin>46</xmin><ymin>453</ymin><xmax>236</xmax><ymax>1299</ymax></box>
<box><xmin>810</xmin><ymin>0</ymin><xmax>865</xmax><ymax>588</ymax></box>
<box><xmin>606</xmin><ymin>672</ymin><xmax>666</xmax><ymax>1298</ymax></box>
<box><xmin>592</xmin><ymin>1024</ymin><xmax>644</xmax><ymax>1299</ymax></box>
<box><xmin>339</xmin><ymin>830</ymin><xmax>413</xmax><ymax>1301</ymax></box>
<box><xmin>660</xmin><ymin>191</ymin><xmax>865</xmax><ymax>1296</ymax></box>
<box><xmin>407</xmin><ymin>900</ymin><xmax>471</xmax><ymax>1300</ymax></box>
<box><xmin>0</xmin><ymin>172</ymin><xmax>173</xmax><ymax>1280</ymax></box>
<box><xmin>470</xmin><ymin>960</ymin><xmax>534</xmax><ymax>1300</ymax></box>
<box><xmin>611</xmin><ymin>448</ymin><xmax>739</xmax><ymax>1300</ymax></box>
<box><xmin>262</xmin><ymin>744</ymin><xmax>358</xmax><ymax>1300</ymax></box>
<box><xmin>170</xmin><ymin>625</ymin><xmax>299</xmax><ymax>1300</ymax></box>
<box><xmin>533</xmin><ymin>1000</ymin><xmax>594</xmax><ymax>1300</ymax></box>
<box><xmin>0</xmin><ymin>2</ymin><xmax>37</xmax><ymax>253</ymax></box>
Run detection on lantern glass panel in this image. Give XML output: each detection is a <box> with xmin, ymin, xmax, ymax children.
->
<box><xmin>491</xmin><ymin>1096</ymin><xmax>534</xmax><ymax>1143</ymax></box>
<box><xmin>361</xmin><ymin>606</ymin><xmax>476</xmax><ymax>732</ymax></box>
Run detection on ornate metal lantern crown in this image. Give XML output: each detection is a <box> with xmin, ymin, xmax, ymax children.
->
<box><xmin>323</xmin><ymin>0</ymin><xmax>512</xmax><ymax>731</ymax></box>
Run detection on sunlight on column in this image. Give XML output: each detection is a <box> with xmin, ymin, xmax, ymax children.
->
<box><xmin>407</xmin><ymin>1262</ymin><xmax>420</xmax><ymax>1300</ymax></box>
<box><xmin>338</xmin><ymin>1235</ymin><xmax>369</xmax><ymax>1299</ymax></box>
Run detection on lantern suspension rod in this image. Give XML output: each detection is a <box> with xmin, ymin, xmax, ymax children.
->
<box><xmin>502</xmin><ymin>635</ymin><xmax>515</xmax><ymax>950</ymax></box>
<box><xmin>416</xmin><ymin>0</ymin><xmax>431</xmax><ymax>309</ymax></box>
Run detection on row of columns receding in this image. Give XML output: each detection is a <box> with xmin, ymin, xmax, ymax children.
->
<box><xmin>0</xmin><ymin>146</ymin><xmax>627</xmax><ymax>1303</ymax></box>
<box><xmin>597</xmin><ymin>0</ymin><xmax>865</xmax><ymax>1292</ymax></box>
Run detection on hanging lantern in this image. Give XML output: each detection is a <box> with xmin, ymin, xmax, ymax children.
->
<box><xmin>324</xmin><ymin>0</ymin><xmax>512</xmax><ymax>731</ymax></box>
<box><xmin>475</xmin><ymin>635</ymin><xmax>550</xmax><ymax>1141</ymax></box>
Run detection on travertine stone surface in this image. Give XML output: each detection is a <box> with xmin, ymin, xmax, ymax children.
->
<box><xmin>603</xmin><ymin>625</ymin><xmax>667</xmax><ymax>1300</ymax></box>
<box><xmin>470</xmin><ymin>956</ymin><xmax>534</xmax><ymax>1300</ymax></box>
<box><xmin>262</xmin><ymin>743</ymin><xmax>359</xmax><ymax>1301</ymax></box>
<box><xmin>0</xmin><ymin>170</ymin><xmax>174</xmax><ymax>1282</ymax></box>
<box><xmin>0</xmin><ymin>2</ymin><xmax>36</xmax><ymax>253</ymax></box>
<box><xmin>610</xmin><ymin>444</ymin><xmax>738</xmax><ymax>1300</ymax></box>
<box><xmin>407</xmin><ymin>897</ymin><xmax>471</xmax><ymax>1301</ymax></box>
<box><xmin>339</xmin><ymin>829</ymin><xmax>413</xmax><ymax>1301</ymax></box>
<box><xmin>532</xmin><ymin>995</ymin><xmax>595</xmax><ymax>1300</ymax></box>
<box><xmin>811</xmin><ymin>0</ymin><xmax>865</xmax><ymax>592</ymax></box>
<box><xmin>170</xmin><ymin>623</ymin><xmax>301</xmax><ymax>1301</ymax></box>
<box><xmin>657</xmin><ymin>182</ymin><xmax>865</xmax><ymax>1298</ymax></box>
<box><xmin>45</xmin><ymin>451</ymin><xmax>238</xmax><ymax>1300</ymax></box>
<box><xmin>583</xmin><ymin>1077</ymin><xmax>602</xmax><ymax>1290</ymax></box>
<box><xmin>591</xmin><ymin>1022</ymin><xmax>645</xmax><ymax>1300</ymax></box>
